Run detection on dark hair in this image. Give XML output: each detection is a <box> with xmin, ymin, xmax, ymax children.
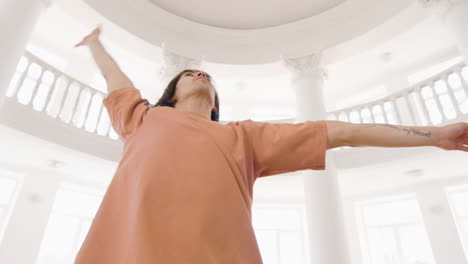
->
<box><xmin>154</xmin><ymin>69</ymin><xmax>220</xmax><ymax>122</ymax></box>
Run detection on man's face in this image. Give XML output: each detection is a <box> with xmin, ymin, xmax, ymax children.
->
<box><xmin>174</xmin><ymin>70</ymin><xmax>216</xmax><ymax>103</ymax></box>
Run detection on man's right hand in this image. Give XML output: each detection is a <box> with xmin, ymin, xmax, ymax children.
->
<box><xmin>74</xmin><ymin>25</ymin><xmax>101</xmax><ymax>47</ymax></box>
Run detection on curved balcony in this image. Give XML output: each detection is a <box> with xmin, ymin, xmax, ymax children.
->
<box><xmin>328</xmin><ymin>62</ymin><xmax>468</xmax><ymax>127</ymax></box>
<box><xmin>2</xmin><ymin>51</ymin><xmax>468</xmax><ymax>167</ymax></box>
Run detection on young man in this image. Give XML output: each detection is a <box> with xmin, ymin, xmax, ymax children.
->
<box><xmin>73</xmin><ymin>26</ymin><xmax>468</xmax><ymax>264</ymax></box>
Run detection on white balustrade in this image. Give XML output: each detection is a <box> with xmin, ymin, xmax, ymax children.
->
<box><xmin>329</xmin><ymin>62</ymin><xmax>468</xmax><ymax>127</ymax></box>
<box><xmin>4</xmin><ymin>51</ymin><xmax>468</xmax><ymax>143</ymax></box>
<box><xmin>5</xmin><ymin>51</ymin><xmax>117</xmax><ymax>140</ymax></box>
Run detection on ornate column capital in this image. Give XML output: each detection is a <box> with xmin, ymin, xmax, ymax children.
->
<box><xmin>158</xmin><ymin>44</ymin><xmax>202</xmax><ymax>87</ymax></box>
<box><xmin>418</xmin><ymin>0</ymin><xmax>465</xmax><ymax>17</ymax></box>
<box><xmin>281</xmin><ymin>52</ymin><xmax>328</xmax><ymax>81</ymax></box>
<box><xmin>282</xmin><ymin>53</ymin><xmax>328</xmax><ymax>121</ymax></box>
<box><xmin>40</xmin><ymin>0</ymin><xmax>53</xmax><ymax>8</ymax></box>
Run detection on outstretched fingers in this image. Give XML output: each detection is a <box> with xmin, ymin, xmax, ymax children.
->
<box><xmin>458</xmin><ymin>140</ymin><xmax>468</xmax><ymax>151</ymax></box>
<box><xmin>74</xmin><ymin>40</ymin><xmax>85</xmax><ymax>47</ymax></box>
<box><xmin>460</xmin><ymin>145</ymin><xmax>468</xmax><ymax>152</ymax></box>
<box><xmin>74</xmin><ymin>24</ymin><xmax>102</xmax><ymax>48</ymax></box>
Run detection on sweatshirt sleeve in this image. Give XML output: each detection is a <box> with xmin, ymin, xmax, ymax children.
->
<box><xmin>102</xmin><ymin>87</ymin><xmax>150</xmax><ymax>143</ymax></box>
<box><xmin>239</xmin><ymin>120</ymin><xmax>328</xmax><ymax>178</ymax></box>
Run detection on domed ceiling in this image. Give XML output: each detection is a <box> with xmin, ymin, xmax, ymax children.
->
<box><xmin>82</xmin><ymin>0</ymin><xmax>412</xmax><ymax>64</ymax></box>
<box><xmin>148</xmin><ymin>0</ymin><xmax>345</xmax><ymax>29</ymax></box>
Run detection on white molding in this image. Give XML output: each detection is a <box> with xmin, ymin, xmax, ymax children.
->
<box><xmin>418</xmin><ymin>0</ymin><xmax>466</xmax><ymax>18</ymax></box>
<box><xmin>282</xmin><ymin>53</ymin><xmax>328</xmax><ymax>80</ymax></box>
<box><xmin>40</xmin><ymin>0</ymin><xmax>52</xmax><ymax>8</ymax></box>
<box><xmin>158</xmin><ymin>44</ymin><xmax>202</xmax><ymax>86</ymax></box>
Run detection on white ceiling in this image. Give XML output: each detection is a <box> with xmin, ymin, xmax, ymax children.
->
<box><xmin>338</xmin><ymin>147</ymin><xmax>468</xmax><ymax>197</ymax></box>
<box><xmin>76</xmin><ymin>0</ymin><xmax>412</xmax><ymax>64</ymax></box>
<box><xmin>0</xmin><ymin>125</ymin><xmax>116</xmax><ymax>189</ymax></box>
<box><xmin>148</xmin><ymin>0</ymin><xmax>345</xmax><ymax>29</ymax></box>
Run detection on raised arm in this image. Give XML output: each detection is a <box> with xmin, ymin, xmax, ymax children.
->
<box><xmin>326</xmin><ymin>120</ymin><xmax>468</xmax><ymax>152</ymax></box>
<box><xmin>74</xmin><ymin>26</ymin><xmax>134</xmax><ymax>94</ymax></box>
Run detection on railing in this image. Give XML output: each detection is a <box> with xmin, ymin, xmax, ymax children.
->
<box><xmin>5</xmin><ymin>51</ymin><xmax>119</xmax><ymax>140</ymax></box>
<box><xmin>5</xmin><ymin>51</ymin><xmax>468</xmax><ymax>144</ymax></box>
<box><xmin>328</xmin><ymin>62</ymin><xmax>468</xmax><ymax>126</ymax></box>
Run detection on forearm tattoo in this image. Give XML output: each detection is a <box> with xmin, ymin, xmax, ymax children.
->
<box><xmin>365</xmin><ymin>124</ymin><xmax>432</xmax><ymax>138</ymax></box>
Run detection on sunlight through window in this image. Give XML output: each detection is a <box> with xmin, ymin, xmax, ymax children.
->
<box><xmin>0</xmin><ymin>172</ymin><xmax>21</xmax><ymax>244</ymax></box>
<box><xmin>446</xmin><ymin>184</ymin><xmax>468</xmax><ymax>261</ymax></box>
<box><xmin>355</xmin><ymin>195</ymin><xmax>435</xmax><ymax>264</ymax></box>
<box><xmin>36</xmin><ymin>184</ymin><xmax>104</xmax><ymax>264</ymax></box>
<box><xmin>252</xmin><ymin>204</ymin><xmax>308</xmax><ymax>264</ymax></box>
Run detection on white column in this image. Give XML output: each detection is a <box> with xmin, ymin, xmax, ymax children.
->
<box><xmin>283</xmin><ymin>53</ymin><xmax>350</xmax><ymax>264</ymax></box>
<box><xmin>234</xmin><ymin>80</ymin><xmax>250</xmax><ymax>120</ymax></box>
<box><xmin>420</xmin><ymin>0</ymin><xmax>468</xmax><ymax>63</ymax></box>
<box><xmin>416</xmin><ymin>185</ymin><xmax>467</xmax><ymax>264</ymax></box>
<box><xmin>0</xmin><ymin>0</ymin><xmax>50</xmax><ymax>110</ymax></box>
<box><xmin>158</xmin><ymin>45</ymin><xmax>202</xmax><ymax>88</ymax></box>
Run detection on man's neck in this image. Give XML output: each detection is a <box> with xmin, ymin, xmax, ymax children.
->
<box><xmin>175</xmin><ymin>96</ymin><xmax>213</xmax><ymax>120</ymax></box>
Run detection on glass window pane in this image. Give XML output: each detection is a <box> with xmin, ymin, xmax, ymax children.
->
<box><xmin>0</xmin><ymin>175</ymin><xmax>19</xmax><ymax>244</ymax></box>
<box><xmin>38</xmin><ymin>213</ymin><xmax>79</xmax><ymax>260</ymax></box>
<box><xmin>252</xmin><ymin>206</ymin><xmax>307</xmax><ymax>264</ymax></box>
<box><xmin>279</xmin><ymin>231</ymin><xmax>305</xmax><ymax>264</ymax></box>
<box><xmin>254</xmin><ymin>230</ymin><xmax>278</xmax><ymax>264</ymax></box>
<box><xmin>52</xmin><ymin>188</ymin><xmax>102</xmax><ymax>217</ymax></box>
<box><xmin>356</xmin><ymin>196</ymin><xmax>435</xmax><ymax>264</ymax></box>
<box><xmin>399</xmin><ymin>225</ymin><xmax>434</xmax><ymax>264</ymax></box>
<box><xmin>0</xmin><ymin>178</ymin><xmax>16</xmax><ymax>204</ymax></box>
<box><xmin>463</xmin><ymin>219</ymin><xmax>468</xmax><ymax>245</ymax></box>
<box><xmin>446</xmin><ymin>185</ymin><xmax>468</xmax><ymax>259</ymax></box>
<box><xmin>74</xmin><ymin>220</ymin><xmax>92</xmax><ymax>256</ymax></box>
<box><xmin>36</xmin><ymin>184</ymin><xmax>104</xmax><ymax>264</ymax></box>
<box><xmin>450</xmin><ymin>192</ymin><xmax>468</xmax><ymax>217</ymax></box>
<box><xmin>367</xmin><ymin>228</ymin><xmax>399</xmax><ymax>264</ymax></box>
<box><xmin>252</xmin><ymin>208</ymin><xmax>301</xmax><ymax>229</ymax></box>
<box><xmin>362</xmin><ymin>199</ymin><xmax>421</xmax><ymax>226</ymax></box>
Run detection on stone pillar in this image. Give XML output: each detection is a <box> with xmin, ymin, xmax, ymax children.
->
<box><xmin>0</xmin><ymin>0</ymin><xmax>51</xmax><ymax>111</ymax></box>
<box><xmin>420</xmin><ymin>0</ymin><xmax>468</xmax><ymax>63</ymax></box>
<box><xmin>283</xmin><ymin>53</ymin><xmax>350</xmax><ymax>264</ymax></box>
